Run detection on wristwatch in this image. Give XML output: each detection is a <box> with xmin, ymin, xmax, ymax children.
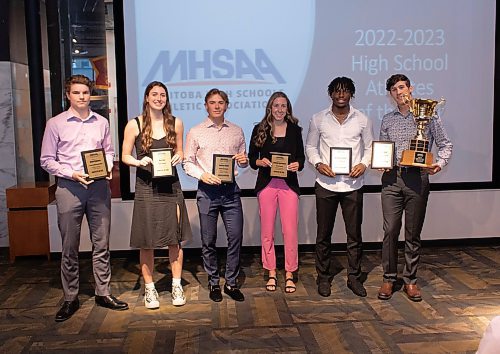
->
<box><xmin>315</xmin><ymin>162</ymin><xmax>322</xmax><ymax>169</ymax></box>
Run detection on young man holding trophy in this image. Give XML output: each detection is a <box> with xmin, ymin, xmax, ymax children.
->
<box><xmin>377</xmin><ymin>74</ymin><xmax>453</xmax><ymax>302</ymax></box>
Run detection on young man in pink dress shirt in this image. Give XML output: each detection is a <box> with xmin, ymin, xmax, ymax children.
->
<box><xmin>40</xmin><ymin>75</ymin><xmax>128</xmax><ymax>322</ymax></box>
<box><xmin>183</xmin><ymin>88</ymin><xmax>248</xmax><ymax>302</ymax></box>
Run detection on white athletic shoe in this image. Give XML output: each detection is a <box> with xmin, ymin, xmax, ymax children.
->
<box><xmin>171</xmin><ymin>284</ymin><xmax>186</xmax><ymax>306</ymax></box>
<box><xmin>144</xmin><ymin>287</ymin><xmax>160</xmax><ymax>309</ymax></box>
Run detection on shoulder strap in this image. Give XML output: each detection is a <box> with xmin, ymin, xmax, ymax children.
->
<box><xmin>134</xmin><ymin>117</ymin><xmax>141</xmax><ymax>131</ymax></box>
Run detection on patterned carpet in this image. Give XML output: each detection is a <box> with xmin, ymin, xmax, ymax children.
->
<box><xmin>0</xmin><ymin>244</ymin><xmax>499</xmax><ymax>353</ymax></box>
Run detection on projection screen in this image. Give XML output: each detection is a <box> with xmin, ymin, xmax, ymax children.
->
<box><xmin>123</xmin><ymin>0</ymin><xmax>496</xmax><ymax>191</ymax></box>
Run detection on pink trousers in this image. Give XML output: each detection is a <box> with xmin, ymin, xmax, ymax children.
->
<box><xmin>257</xmin><ymin>178</ymin><xmax>299</xmax><ymax>272</ymax></box>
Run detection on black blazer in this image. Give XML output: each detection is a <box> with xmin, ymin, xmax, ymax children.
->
<box><xmin>248</xmin><ymin>122</ymin><xmax>305</xmax><ymax>195</ymax></box>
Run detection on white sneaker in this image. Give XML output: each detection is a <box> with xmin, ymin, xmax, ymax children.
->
<box><xmin>171</xmin><ymin>284</ymin><xmax>186</xmax><ymax>306</ymax></box>
<box><xmin>144</xmin><ymin>287</ymin><xmax>159</xmax><ymax>309</ymax></box>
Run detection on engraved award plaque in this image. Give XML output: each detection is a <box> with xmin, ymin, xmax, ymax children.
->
<box><xmin>371</xmin><ymin>141</ymin><xmax>395</xmax><ymax>169</ymax></box>
<box><xmin>212</xmin><ymin>154</ymin><xmax>235</xmax><ymax>183</ymax></box>
<box><xmin>330</xmin><ymin>147</ymin><xmax>352</xmax><ymax>175</ymax></box>
<box><xmin>270</xmin><ymin>152</ymin><xmax>290</xmax><ymax>178</ymax></box>
<box><xmin>81</xmin><ymin>148</ymin><xmax>109</xmax><ymax>180</ymax></box>
<box><xmin>151</xmin><ymin>148</ymin><xmax>173</xmax><ymax>178</ymax></box>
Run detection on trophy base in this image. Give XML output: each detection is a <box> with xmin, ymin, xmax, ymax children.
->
<box><xmin>400</xmin><ymin>150</ymin><xmax>433</xmax><ymax>168</ymax></box>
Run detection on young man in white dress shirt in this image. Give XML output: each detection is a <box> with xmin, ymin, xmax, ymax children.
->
<box><xmin>305</xmin><ymin>77</ymin><xmax>373</xmax><ymax>298</ymax></box>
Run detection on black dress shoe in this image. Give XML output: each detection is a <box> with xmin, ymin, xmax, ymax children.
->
<box><xmin>209</xmin><ymin>285</ymin><xmax>223</xmax><ymax>302</ymax></box>
<box><xmin>347</xmin><ymin>279</ymin><xmax>367</xmax><ymax>297</ymax></box>
<box><xmin>223</xmin><ymin>284</ymin><xmax>245</xmax><ymax>302</ymax></box>
<box><xmin>95</xmin><ymin>295</ymin><xmax>129</xmax><ymax>310</ymax></box>
<box><xmin>317</xmin><ymin>281</ymin><xmax>331</xmax><ymax>297</ymax></box>
<box><xmin>55</xmin><ymin>299</ymin><xmax>80</xmax><ymax>322</ymax></box>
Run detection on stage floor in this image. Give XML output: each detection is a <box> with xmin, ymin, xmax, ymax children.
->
<box><xmin>0</xmin><ymin>244</ymin><xmax>499</xmax><ymax>353</ymax></box>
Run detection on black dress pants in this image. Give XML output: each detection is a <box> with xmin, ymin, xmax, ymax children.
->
<box><xmin>314</xmin><ymin>183</ymin><xmax>363</xmax><ymax>284</ymax></box>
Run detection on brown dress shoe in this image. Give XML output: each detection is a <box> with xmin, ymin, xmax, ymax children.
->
<box><xmin>404</xmin><ymin>284</ymin><xmax>422</xmax><ymax>302</ymax></box>
<box><xmin>378</xmin><ymin>282</ymin><xmax>393</xmax><ymax>300</ymax></box>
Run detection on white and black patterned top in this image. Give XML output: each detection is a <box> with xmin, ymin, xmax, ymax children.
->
<box><xmin>379</xmin><ymin>109</ymin><xmax>452</xmax><ymax>168</ymax></box>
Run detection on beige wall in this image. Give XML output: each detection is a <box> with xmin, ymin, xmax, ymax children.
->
<box><xmin>48</xmin><ymin>190</ymin><xmax>500</xmax><ymax>252</ymax></box>
<box><xmin>0</xmin><ymin>0</ymin><xmax>53</xmax><ymax>246</ymax></box>
<box><xmin>0</xmin><ymin>62</ymin><xmax>16</xmax><ymax>245</ymax></box>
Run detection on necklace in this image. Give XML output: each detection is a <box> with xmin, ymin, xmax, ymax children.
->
<box><xmin>332</xmin><ymin>110</ymin><xmax>349</xmax><ymax>124</ymax></box>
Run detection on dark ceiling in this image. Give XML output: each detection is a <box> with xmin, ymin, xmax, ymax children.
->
<box><xmin>68</xmin><ymin>0</ymin><xmax>110</xmax><ymax>58</ymax></box>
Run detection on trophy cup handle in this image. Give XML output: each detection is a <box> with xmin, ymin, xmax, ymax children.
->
<box><xmin>434</xmin><ymin>98</ymin><xmax>446</xmax><ymax>117</ymax></box>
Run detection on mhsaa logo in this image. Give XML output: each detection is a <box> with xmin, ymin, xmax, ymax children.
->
<box><xmin>143</xmin><ymin>49</ymin><xmax>285</xmax><ymax>86</ymax></box>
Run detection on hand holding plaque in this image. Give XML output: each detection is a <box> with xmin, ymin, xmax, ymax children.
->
<box><xmin>212</xmin><ymin>154</ymin><xmax>235</xmax><ymax>183</ymax></box>
<box><xmin>151</xmin><ymin>148</ymin><xmax>173</xmax><ymax>178</ymax></box>
<box><xmin>329</xmin><ymin>147</ymin><xmax>352</xmax><ymax>175</ymax></box>
<box><xmin>81</xmin><ymin>148</ymin><xmax>109</xmax><ymax>180</ymax></box>
<box><xmin>270</xmin><ymin>152</ymin><xmax>290</xmax><ymax>178</ymax></box>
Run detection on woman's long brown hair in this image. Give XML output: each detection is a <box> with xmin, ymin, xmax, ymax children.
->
<box><xmin>253</xmin><ymin>91</ymin><xmax>298</xmax><ymax>147</ymax></box>
<box><xmin>140</xmin><ymin>81</ymin><xmax>176</xmax><ymax>153</ymax></box>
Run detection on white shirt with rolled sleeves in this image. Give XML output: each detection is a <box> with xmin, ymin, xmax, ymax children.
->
<box><xmin>305</xmin><ymin>105</ymin><xmax>373</xmax><ymax>192</ymax></box>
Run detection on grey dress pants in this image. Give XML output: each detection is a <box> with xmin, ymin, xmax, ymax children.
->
<box><xmin>381</xmin><ymin>167</ymin><xmax>429</xmax><ymax>285</ymax></box>
<box><xmin>55</xmin><ymin>178</ymin><xmax>111</xmax><ymax>301</ymax></box>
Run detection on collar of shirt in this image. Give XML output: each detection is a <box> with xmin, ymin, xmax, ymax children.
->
<box><xmin>327</xmin><ymin>105</ymin><xmax>356</xmax><ymax>124</ymax></box>
<box><xmin>204</xmin><ymin>117</ymin><xmax>230</xmax><ymax>129</ymax></box>
<box><xmin>66</xmin><ymin>107</ymin><xmax>97</xmax><ymax>122</ymax></box>
<box><xmin>393</xmin><ymin>108</ymin><xmax>413</xmax><ymax>120</ymax></box>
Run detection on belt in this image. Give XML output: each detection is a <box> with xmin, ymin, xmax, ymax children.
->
<box><xmin>395</xmin><ymin>166</ymin><xmax>421</xmax><ymax>173</ymax></box>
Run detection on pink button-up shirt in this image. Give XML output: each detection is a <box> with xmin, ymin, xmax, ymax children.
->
<box><xmin>40</xmin><ymin>108</ymin><xmax>114</xmax><ymax>180</ymax></box>
<box><xmin>183</xmin><ymin>118</ymin><xmax>247</xmax><ymax>180</ymax></box>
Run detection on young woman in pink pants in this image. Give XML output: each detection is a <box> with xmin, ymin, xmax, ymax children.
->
<box><xmin>249</xmin><ymin>92</ymin><xmax>305</xmax><ymax>293</ymax></box>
